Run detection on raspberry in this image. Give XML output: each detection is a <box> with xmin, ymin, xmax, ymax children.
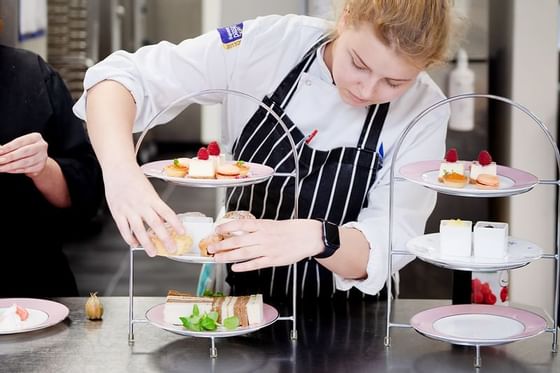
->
<box><xmin>484</xmin><ymin>292</ymin><xmax>497</xmax><ymax>305</ymax></box>
<box><xmin>480</xmin><ymin>282</ymin><xmax>491</xmax><ymax>295</ymax></box>
<box><xmin>478</xmin><ymin>150</ymin><xmax>492</xmax><ymax>166</ymax></box>
<box><xmin>197</xmin><ymin>147</ymin><xmax>209</xmax><ymax>160</ymax></box>
<box><xmin>500</xmin><ymin>286</ymin><xmax>508</xmax><ymax>302</ymax></box>
<box><xmin>207</xmin><ymin>141</ymin><xmax>220</xmax><ymax>156</ymax></box>
<box><xmin>471</xmin><ymin>278</ymin><xmax>481</xmax><ymax>290</ymax></box>
<box><xmin>472</xmin><ymin>290</ymin><xmax>484</xmax><ymax>304</ymax></box>
<box><xmin>445</xmin><ymin>148</ymin><xmax>458</xmax><ymax>162</ymax></box>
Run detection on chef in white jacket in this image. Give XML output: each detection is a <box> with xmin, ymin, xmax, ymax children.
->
<box><xmin>74</xmin><ymin>0</ymin><xmax>456</xmax><ymax>300</ymax></box>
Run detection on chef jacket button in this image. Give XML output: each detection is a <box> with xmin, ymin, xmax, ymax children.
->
<box><xmin>305</xmin><ymin>79</ymin><xmax>312</xmax><ymax>86</ymax></box>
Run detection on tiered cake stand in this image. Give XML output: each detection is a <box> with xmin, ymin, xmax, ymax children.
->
<box><xmin>384</xmin><ymin>93</ymin><xmax>559</xmax><ymax>368</ymax></box>
<box><xmin>127</xmin><ymin>89</ymin><xmax>300</xmax><ymax>357</ymax></box>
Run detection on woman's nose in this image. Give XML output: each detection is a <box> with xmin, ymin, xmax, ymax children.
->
<box><xmin>360</xmin><ymin>77</ymin><xmax>378</xmax><ymax>101</ymax></box>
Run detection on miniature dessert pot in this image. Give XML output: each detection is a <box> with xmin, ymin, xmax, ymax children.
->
<box><xmin>473</xmin><ymin>221</ymin><xmax>509</xmax><ymax>258</ymax></box>
<box><xmin>440</xmin><ymin>219</ymin><xmax>472</xmax><ymax>257</ymax></box>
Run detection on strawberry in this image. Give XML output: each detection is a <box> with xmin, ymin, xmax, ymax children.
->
<box><xmin>500</xmin><ymin>286</ymin><xmax>508</xmax><ymax>302</ymax></box>
<box><xmin>478</xmin><ymin>150</ymin><xmax>492</xmax><ymax>166</ymax></box>
<box><xmin>445</xmin><ymin>148</ymin><xmax>458</xmax><ymax>162</ymax></box>
<box><xmin>207</xmin><ymin>141</ymin><xmax>221</xmax><ymax>156</ymax></box>
<box><xmin>197</xmin><ymin>147</ymin><xmax>209</xmax><ymax>160</ymax></box>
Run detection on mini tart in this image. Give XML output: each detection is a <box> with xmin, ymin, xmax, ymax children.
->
<box><xmin>164</xmin><ymin>163</ymin><xmax>188</xmax><ymax>178</ymax></box>
<box><xmin>235</xmin><ymin>161</ymin><xmax>250</xmax><ymax>177</ymax></box>
<box><xmin>216</xmin><ymin>164</ymin><xmax>240</xmax><ymax>179</ymax></box>
<box><xmin>441</xmin><ymin>172</ymin><xmax>468</xmax><ymax>188</ymax></box>
<box><xmin>475</xmin><ymin>174</ymin><xmax>500</xmax><ymax>189</ymax></box>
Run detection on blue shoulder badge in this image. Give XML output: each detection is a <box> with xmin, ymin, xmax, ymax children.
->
<box><xmin>217</xmin><ymin>23</ymin><xmax>244</xmax><ymax>50</ymax></box>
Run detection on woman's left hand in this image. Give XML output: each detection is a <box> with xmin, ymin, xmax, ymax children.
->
<box><xmin>209</xmin><ymin>219</ymin><xmax>325</xmax><ymax>271</ymax></box>
<box><xmin>0</xmin><ymin>133</ymin><xmax>49</xmax><ymax>177</ymax></box>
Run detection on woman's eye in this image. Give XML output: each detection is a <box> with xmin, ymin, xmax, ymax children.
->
<box><xmin>386</xmin><ymin>80</ymin><xmax>400</xmax><ymax>89</ymax></box>
<box><xmin>351</xmin><ymin>58</ymin><xmax>368</xmax><ymax>71</ymax></box>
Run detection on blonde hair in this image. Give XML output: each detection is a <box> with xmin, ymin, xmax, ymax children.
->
<box><xmin>340</xmin><ymin>0</ymin><xmax>459</xmax><ymax>68</ymax></box>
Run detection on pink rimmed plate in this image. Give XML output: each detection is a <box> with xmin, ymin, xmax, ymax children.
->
<box><xmin>410</xmin><ymin>304</ymin><xmax>547</xmax><ymax>346</ymax></box>
<box><xmin>0</xmin><ymin>298</ymin><xmax>69</xmax><ymax>335</ymax></box>
<box><xmin>145</xmin><ymin>303</ymin><xmax>279</xmax><ymax>338</ymax></box>
<box><xmin>399</xmin><ymin>160</ymin><xmax>538</xmax><ymax>197</ymax></box>
<box><xmin>141</xmin><ymin>160</ymin><xmax>274</xmax><ymax>188</ymax></box>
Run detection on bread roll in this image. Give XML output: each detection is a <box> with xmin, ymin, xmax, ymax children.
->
<box><xmin>198</xmin><ymin>233</ymin><xmax>224</xmax><ymax>256</ymax></box>
<box><xmin>149</xmin><ymin>225</ymin><xmax>193</xmax><ymax>256</ymax></box>
<box><xmin>222</xmin><ymin>210</ymin><xmax>255</xmax><ymax>220</ymax></box>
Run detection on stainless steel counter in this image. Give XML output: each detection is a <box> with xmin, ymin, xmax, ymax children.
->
<box><xmin>1</xmin><ymin>297</ymin><xmax>558</xmax><ymax>372</ymax></box>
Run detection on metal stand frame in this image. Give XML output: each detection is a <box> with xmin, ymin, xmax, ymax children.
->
<box><xmin>383</xmin><ymin>93</ymin><xmax>560</xmax><ymax>366</ymax></box>
<box><xmin>126</xmin><ymin>89</ymin><xmax>300</xmax><ymax>355</ymax></box>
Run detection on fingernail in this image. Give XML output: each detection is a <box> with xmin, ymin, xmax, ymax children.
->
<box><xmin>207</xmin><ymin>245</ymin><xmax>215</xmax><ymax>254</ymax></box>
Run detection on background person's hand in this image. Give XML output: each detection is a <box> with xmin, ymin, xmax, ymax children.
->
<box><xmin>209</xmin><ymin>219</ymin><xmax>324</xmax><ymax>271</ymax></box>
<box><xmin>103</xmin><ymin>166</ymin><xmax>184</xmax><ymax>257</ymax></box>
<box><xmin>0</xmin><ymin>133</ymin><xmax>49</xmax><ymax>177</ymax></box>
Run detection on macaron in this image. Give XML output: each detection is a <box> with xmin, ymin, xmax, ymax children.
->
<box><xmin>475</xmin><ymin>174</ymin><xmax>500</xmax><ymax>189</ymax></box>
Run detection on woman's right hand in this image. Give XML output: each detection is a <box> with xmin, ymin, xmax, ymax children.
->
<box><xmin>103</xmin><ymin>166</ymin><xmax>184</xmax><ymax>256</ymax></box>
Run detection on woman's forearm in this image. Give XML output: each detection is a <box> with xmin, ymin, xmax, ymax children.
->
<box><xmin>316</xmin><ymin>227</ymin><xmax>370</xmax><ymax>279</ymax></box>
<box><xmin>85</xmin><ymin>80</ymin><xmax>138</xmax><ymax>173</ymax></box>
<box><xmin>29</xmin><ymin>157</ymin><xmax>71</xmax><ymax>208</ymax></box>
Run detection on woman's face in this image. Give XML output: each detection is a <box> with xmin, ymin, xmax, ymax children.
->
<box><xmin>324</xmin><ymin>21</ymin><xmax>422</xmax><ymax>107</ymax></box>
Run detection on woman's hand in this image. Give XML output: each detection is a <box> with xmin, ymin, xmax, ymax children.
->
<box><xmin>103</xmin><ymin>166</ymin><xmax>184</xmax><ymax>257</ymax></box>
<box><xmin>209</xmin><ymin>219</ymin><xmax>325</xmax><ymax>271</ymax></box>
<box><xmin>0</xmin><ymin>133</ymin><xmax>49</xmax><ymax>177</ymax></box>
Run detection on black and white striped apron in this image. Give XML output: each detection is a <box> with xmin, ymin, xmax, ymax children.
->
<box><xmin>225</xmin><ymin>37</ymin><xmax>390</xmax><ymax>301</ymax></box>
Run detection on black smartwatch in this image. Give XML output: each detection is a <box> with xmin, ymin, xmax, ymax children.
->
<box><xmin>313</xmin><ymin>219</ymin><xmax>340</xmax><ymax>259</ymax></box>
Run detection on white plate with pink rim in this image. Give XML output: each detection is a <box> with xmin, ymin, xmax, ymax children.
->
<box><xmin>141</xmin><ymin>160</ymin><xmax>275</xmax><ymax>188</ymax></box>
<box><xmin>0</xmin><ymin>298</ymin><xmax>69</xmax><ymax>335</ymax></box>
<box><xmin>145</xmin><ymin>303</ymin><xmax>279</xmax><ymax>338</ymax></box>
<box><xmin>410</xmin><ymin>304</ymin><xmax>547</xmax><ymax>346</ymax></box>
<box><xmin>406</xmin><ymin>233</ymin><xmax>543</xmax><ymax>271</ymax></box>
<box><xmin>399</xmin><ymin>160</ymin><xmax>538</xmax><ymax>197</ymax></box>
<box><xmin>160</xmin><ymin>252</ymin><xmax>240</xmax><ymax>264</ymax></box>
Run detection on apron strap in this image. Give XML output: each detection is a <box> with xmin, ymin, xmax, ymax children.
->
<box><xmin>270</xmin><ymin>36</ymin><xmax>329</xmax><ymax>109</ymax></box>
<box><xmin>357</xmin><ymin>102</ymin><xmax>390</xmax><ymax>152</ymax></box>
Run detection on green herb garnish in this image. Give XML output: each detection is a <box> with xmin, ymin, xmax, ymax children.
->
<box><xmin>179</xmin><ymin>305</ymin><xmax>239</xmax><ymax>332</ymax></box>
<box><xmin>223</xmin><ymin>316</ymin><xmax>240</xmax><ymax>330</ymax></box>
<box><xmin>173</xmin><ymin>159</ymin><xmax>180</xmax><ymax>166</ymax></box>
<box><xmin>203</xmin><ymin>289</ymin><xmax>224</xmax><ymax>297</ymax></box>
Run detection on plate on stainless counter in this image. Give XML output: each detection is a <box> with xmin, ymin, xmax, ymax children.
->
<box><xmin>410</xmin><ymin>304</ymin><xmax>547</xmax><ymax>346</ymax></box>
<box><xmin>0</xmin><ymin>298</ymin><xmax>69</xmax><ymax>335</ymax></box>
<box><xmin>145</xmin><ymin>303</ymin><xmax>279</xmax><ymax>338</ymax></box>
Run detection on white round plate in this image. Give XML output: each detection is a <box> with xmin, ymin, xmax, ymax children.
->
<box><xmin>145</xmin><ymin>303</ymin><xmax>279</xmax><ymax>338</ymax></box>
<box><xmin>0</xmin><ymin>298</ymin><xmax>69</xmax><ymax>335</ymax></box>
<box><xmin>141</xmin><ymin>160</ymin><xmax>274</xmax><ymax>188</ymax></box>
<box><xmin>406</xmin><ymin>233</ymin><xmax>543</xmax><ymax>271</ymax></box>
<box><xmin>411</xmin><ymin>304</ymin><xmax>547</xmax><ymax>346</ymax></box>
<box><xmin>399</xmin><ymin>160</ymin><xmax>538</xmax><ymax>197</ymax></box>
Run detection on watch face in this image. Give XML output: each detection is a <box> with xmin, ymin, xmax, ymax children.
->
<box><xmin>323</xmin><ymin>220</ymin><xmax>340</xmax><ymax>249</ymax></box>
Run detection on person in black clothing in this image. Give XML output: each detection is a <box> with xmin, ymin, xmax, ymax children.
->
<box><xmin>0</xmin><ymin>44</ymin><xmax>104</xmax><ymax>297</ymax></box>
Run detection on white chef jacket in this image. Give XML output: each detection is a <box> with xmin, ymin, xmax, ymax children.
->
<box><xmin>74</xmin><ymin>14</ymin><xmax>449</xmax><ymax>296</ymax></box>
